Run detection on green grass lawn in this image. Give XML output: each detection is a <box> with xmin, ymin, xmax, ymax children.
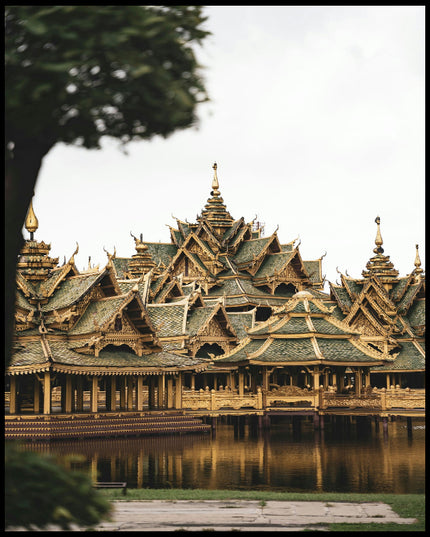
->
<box><xmin>98</xmin><ymin>489</ymin><xmax>425</xmax><ymax>531</ymax></box>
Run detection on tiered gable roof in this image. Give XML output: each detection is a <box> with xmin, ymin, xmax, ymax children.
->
<box><xmin>214</xmin><ymin>291</ymin><xmax>387</xmax><ymax>367</ymax></box>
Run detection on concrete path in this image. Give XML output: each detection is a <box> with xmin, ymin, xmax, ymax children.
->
<box><xmin>89</xmin><ymin>499</ymin><xmax>416</xmax><ymax>532</ymax></box>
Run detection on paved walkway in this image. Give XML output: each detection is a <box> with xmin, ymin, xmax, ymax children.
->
<box><xmin>6</xmin><ymin>500</ymin><xmax>417</xmax><ymax>532</ymax></box>
<box><xmin>92</xmin><ymin>499</ymin><xmax>416</xmax><ymax>531</ymax></box>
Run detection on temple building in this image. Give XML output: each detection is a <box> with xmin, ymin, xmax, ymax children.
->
<box><xmin>329</xmin><ymin>217</ymin><xmax>425</xmax><ymax>389</ymax></box>
<box><xmin>5</xmin><ymin>165</ymin><xmax>425</xmax><ymax>427</ymax></box>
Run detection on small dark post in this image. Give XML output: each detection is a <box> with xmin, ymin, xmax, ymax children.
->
<box><xmin>406</xmin><ymin>417</ymin><xmax>413</xmax><ymax>439</ymax></box>
<box><xmin>313</xmin><ymin>412</ymin><xmax>320</xmax><ymax>429</ymax></box>
<box><xmin>382</xmin><ymin>416</ymin><xmax>389</xmax><ymax>439</ymax></box>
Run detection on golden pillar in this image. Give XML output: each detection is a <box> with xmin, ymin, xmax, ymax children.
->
<box><xmin>33</xmin><ymin>376</ymin><xmax>41</xmax><ymax>414</ymax></box>
<box><xmin>191</xmin><ymin>374</ymin><xmax>196</xmax><ymax>390</ymax></box>
<box><xmin>127</xmin><ymin>376</ymin><xmax>134</xmax><ymax>410</ymax></box>
<box><xmin>65</xmin><ymin>375</ymin><xmax>73</xmax><ymax>414</ymax></box>
<box><xmin>158</xmin><ymin>375</ymin><xmax>165</xmax><ymax>408</ymax></box>
<box><xmin>312</xmin><ymin>366</ymin><xmax>320</xmax><ymax>390</ymax></box>
<box><xmin>238</xmin><ymin>370</ymin><xmax>245</xmax><ymax>396</ymax></box>
<box><xmin>43</xmin><ymin>371</ymin><xmax>51</xmax><ymax>415</ymax></box>
<box><xmin>9</xmin><ymin>376</ymin><xmax>17</xmax><ymax>414</ymax></box>
<box><xmin>262</xmin><ymin>367</ymin><xmax>270</xmax><ymax>392</ymax></box>
<box><xmin>76</xmin><ymin>376</ymin><xmax>84</xmax><ymax>412</ymax></box>
<box><xmin>175</xmin><ymin>372</ymin><xmax>183</xmax><ymax>409</ymax></box>
<box><xmin>109</xmin><ymin>376</ymin><xmax>117</xmax><ymax>411</ymax></box>
<box><xmin>386</xmin><ymin>372</ymin><xmax>390</xmax><ymax>390</ymax></box>
<box><xmin>120</xmin><ymin>376</ymin><xmax>127</xmax><ymax>410</ymax></box>
<box><xmin>91</xmin><ymin>375</ymin><xmax>99</xmax><ymax>413</ymax></box>
<box><xmin>167</xmin><ymin>376</ymin><xmax>174</xmax><ymax>409</ymax></box>
<box><xmin>136</xmin><ymin>376</ymin><xmax>144</xmax><ymax>411</ymax></box>
<box><xmin>355</xmin><ymin>368</ymin><xmax>362</xmax><ymax>395</ymax></box>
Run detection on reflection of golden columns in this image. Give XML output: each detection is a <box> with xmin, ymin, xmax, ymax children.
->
<box><xmin>91</xmin><ymin>455</ymin><xmax>98</xmax><ymax>483</ymax></box>
<box><xmin>315</xmin><ymin>443</ymin><xmax>323</xmax><ymax>491</ymax></box>
<box><xmin>111</xmin><ymin>458</ymin><xmax>117</xmax><ymax>482</ymax></box>
<box><xmin>137</xmin><ymin>450</ymin><xmax>143</xmax><ymax>488</ymax></box>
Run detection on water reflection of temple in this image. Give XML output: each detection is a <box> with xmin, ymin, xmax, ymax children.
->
<box><xmin>6</xmin><ymin>165</ymin><xmax>425</xmax><ymax>439</ymax></box>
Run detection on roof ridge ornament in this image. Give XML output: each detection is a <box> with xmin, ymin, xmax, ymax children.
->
<box><xmin>25</xmin><ymin>199</ymin><xmax>39</xmax><ymax>239</ymax></box>
<box><xmin>414</xmin><ymin>244</ymin><xmax>423</xmax><ymax>275</ymax></box>
<box><xmin>212</xmin><ymin>162</ymin><xmax>219</xmax><ymax>194</ymax></box>
<box><xmin>374</xmin><ymin>216</ymin><xmax>384</xmax><ymax>254</ymax></box>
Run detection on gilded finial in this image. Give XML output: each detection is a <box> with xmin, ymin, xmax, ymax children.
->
<box><xmin>373</xmin><ymin>216</ymin><xmax>384</xmax><ymax>254</ymax></box>
<box><xmin>25</xmin><ymin>199</ymin><xmax>39</xmax><ymax>238</ymax></box>
<box><xmin>414</xmin><ymin>244</ymin><xmax>423</xmax><ymax>274</ymax></box>
<box><xmin>212</xmin><ymin>162</ymin><xmax>219</xmax><ymax>192</ymax></box>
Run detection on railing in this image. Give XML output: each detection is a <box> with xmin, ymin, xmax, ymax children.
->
<box><xmin>182</xmin><ymin>387</ymin><xmax>263</xmax><ymax>411</ymax></box>
<box><xmin>322</xmin><ymin>387</ymin><xmax>426</xmax><ymax>411</ymax></box>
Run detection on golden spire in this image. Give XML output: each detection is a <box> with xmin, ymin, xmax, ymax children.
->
<box><xmin>25</xmin><ymin>199</ymin><xmax>39</xmax><ymax>238</ymax></box>
<box><xmin>212</xmin><ymin>162</ymin><xmax>220</xmax><ymax>195</ymax></box>
<box><xmin>373</xmin><ymin>216</ymin><xmax>383</xmax><ymax>254</ymax></box>
<box><xmin>414</xmin><ymin>244</ymin><xmax>423</xmax><ymax>275</ymax></box>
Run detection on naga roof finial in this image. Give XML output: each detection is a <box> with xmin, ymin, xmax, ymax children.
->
<box><xmin>25</xmin><ymin>199</ymin><xmax>39</xmax><ymax>238</ymax></box>
<box><xmin>373</xmin><ymin>216</ymin><xmax>384</xmax><ymax>254</ymax></box>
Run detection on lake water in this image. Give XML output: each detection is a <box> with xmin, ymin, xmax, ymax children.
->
<box><xmin>18</xmin><ymin>416</ymin><xmax>425</xmax><ymax>494</ymax></box>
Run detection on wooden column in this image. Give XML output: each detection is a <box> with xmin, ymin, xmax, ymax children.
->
<box><xmin>127</xmin><ymin>376</ymin><xmax>134</xmax><ymax>410</ymax></box>
<box><xmin>136</xmin><ymin>376</ymin><xmax>144</xmax><ymax>411</ymax></box>
<box><xmin>338</xmin><ymin>369</ymin><xmax>345</xmax><ymax>392</ymax></box>
<box><xmin>43</xmin><ymin>371</ymin><xmax>51</xmax><ymax>415</ymax></box>
<box><xmin>158</xmin><ymin>375</ymin><xmax>165</xmax><ymax>408</ymax></box>
<box><xmin>65</xmin><ymin>375</ymin><xmax>73</xmax><ymax>414</ymax></box>
<box><xmin>175</xmin><ymin>372</ymin><xmax>182</xmax><ymax>409</ymax></box>
<box><xmin>355</xmin><ymin>368</ymin><xmax>362</xmax><ymax>395</ymax></box>
<box><xmin>90</xmin><ymin>375</ymin><xmax>99</xmax><ymax>413</ymax></box>
<box><xmin>120</xmin><ymin>376</ymin><xmax>127</xmax><ymax>410</ymax></box>
<box><xmin>190</xmin><ymin>374</ymin><xmax>196</xmax><ymax>390</ymax></box>
<box><xmin>109</xmin><ymin>377</ymin><xmax>117</xmax><ymax>411</ymax></box>
<box><xmin>313</xmin><ymin>367</ymin><xmax>320</xmax><ymax>391</ymax></box>
<box><xmin>9</xmin><ymin>376</ymin><xmax>17</xmax><ymax>415</ymax></box>
<box><xmin>33</xmin><ymin>376</ymin><xmax>41</xmax><ymax>414</ymax></box>
<box><xmin>167</xmin><ymin>376</ymin><xmax>174</xmax><ymax>409</ymax></box>
<box><xmin>76</xmin><ymin>376</ymin><xmax>84</xmax><ymax>412</ymax></box>
<box><xmin>238</xmin><ymin>370</ymin><xmax>244</xmax><ymax>396</ymax></box>
<box><xmin>386</xmin><ymin>372</ymin><xmax>390</xmax><ymax>390</ymax></box>
<box><xmin>262</xmin><ymin>367</ymin><xmax>270</xmax><ymax>392</ymax></box>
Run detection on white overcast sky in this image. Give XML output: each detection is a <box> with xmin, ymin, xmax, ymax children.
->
<box><xmin>31</xmin><ymin>6</ymin><xmax>425</xmax><ymax>289</ymax></box>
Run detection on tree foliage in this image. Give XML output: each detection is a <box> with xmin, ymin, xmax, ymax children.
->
<box><xmin>5</xmin><ymin>443</ymin><xmax>111</xmax><ymax>530</ymax></box>
<box><xmin>5</xmin><ymin>5</ymin><xmax>210</xmax><ymax>154</ymax></box>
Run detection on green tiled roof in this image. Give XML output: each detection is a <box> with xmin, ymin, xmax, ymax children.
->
<box><xmin>69</xmin><ymin>297</ymin><xmax>127</xmax><ymax>335</ymax></box>
<box><xmin>15</xmin><ymin>290</ymin><xmax>35</xmax><ymax>311</ymax></box>
<box><xmin>147</xmin><ymin>303</ymin><xmax>187</xmax><ymax>337</ymax></box>
<box><xmin>311</xmin><ymin>318</ymin><xmax>356</xmax><ymax>336</ymax></box>
<box><xmin>406</xmin><ymin>299</ymin><xmax>425</xmax><ymax>327</ymax></box>
<box><xmin>186</xmin><ymin>306</ymin><xmax>216</xmax><ymax>336</ymax></box>
<box><xmin>215</xmin><ymin>339</ymin><xmax>266</xmax><ymax>363</ymax></box>
<box><xmin>144</xmin><ymin>243</ymin><xmax>178</xmax><ymax>268</ymax></box>
<box><xmin>390</xmin><ymin>276</ymin><xmax>412</xmax><ymax>302</ymax></box>
<box><xmin>112</xmin><ymin>258</ymin><xmax>131</xmax><ymax>279</ymax></box>
<box><xmin>280</xmin><ymin>243</ymin><xmax>294</xmax><ymax>252</ymax></box>
<box><xmin>330</xmin><ymin>285</ymin><xmax>353</xmax><ymax>311</ymax></box>
<box><xmin>234</xmin><ymin>237</ymin><xmax>272</xmax><ymax>265</ymax></box>
<box><xmin>397</xmin><ymin>283</ymin><xmax>421</xmax><ymax>313</ymax></box>
<box><xmin>254</xmin><ymin>252</ymin><xmax>295</xmax><ymax>279</ymax></box>
<box><xmin>316</xmin><ymin>338</ymin><xmax>381</xmax><ymax>363</ymax></box>
<box><xmin>227</xmin><ymin>312</ymin><xmax>254</xmax><ymax>339</ymax></box>
<box><xmin>343</xmin><ymin>278</ymin><xmax>363</xmax><ymax>297</ymax></box>
<box><xmin>256</xmin><ymin>338</ymin><xmax>317</xmax><ymax>362</ymax></box>
<box><xmin>40</xmin><ymin>273</ymin><xmax>102</xmax><ymax>312</ymax></box>
<box><xmin>371</xmin><ymin>341</ymin><xmax>425</xmax><ymax>371</ymax></box>
<box><xmin>8</xmin><ymin>340</ymin><xmax>46</xmax><ymax>367</ymax></box>
<box><xmin>303</xmin><ymin>260</ymin><xmax>322</xmax><ymax>284</ymax></box>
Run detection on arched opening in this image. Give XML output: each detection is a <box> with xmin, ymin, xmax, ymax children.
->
<box><xmin>100</xmin><ymin>344</ymin><xmax>135</xmax><ymax>355</ymax></box>
<box><xmin>274</xmin><ymin>283</ymin><xmax>297</xmax><ymax>297</ymax></box>
<box><xmin>195</xmin><ymin>343</ymin><xmax>225</xmax><ymax>359</ymax></box>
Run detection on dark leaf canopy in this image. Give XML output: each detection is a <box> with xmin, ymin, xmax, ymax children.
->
<box><xmin>5</xmin><ymin>5</ymin><xmax>210</xmax><ymax>153</ymax></box>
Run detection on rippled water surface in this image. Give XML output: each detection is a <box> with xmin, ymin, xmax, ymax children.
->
<box><xmin>20</xmin><ymin>417</ymin><xmax>425</xmax><ymax>493</ymax></box>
